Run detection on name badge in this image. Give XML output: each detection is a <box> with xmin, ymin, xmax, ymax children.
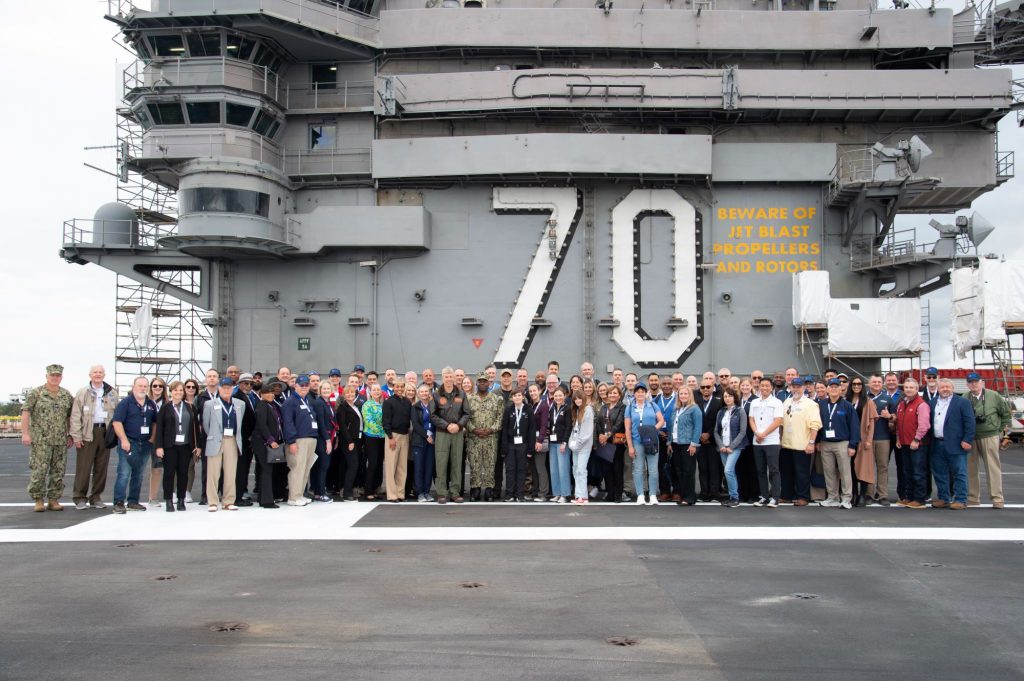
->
<box><xmin>549</xmin><ymin>434</ymin><xmax>557</xmax><ymax>442</ymax></box>
<box><xmin>300</xmin><ymin>404</ymin><xmax>309</xmax><ymax>411</ymax></box>
<box><xmin>214</xmin><ymin>403</ymin><xmax>222</xmax><ymax>411</ymax></box>
<box><xmin>140</xmin><ymin>425</ymin><xmax>150</xmax><ymax>435</ymax></box>
<box><xmin>825</xmin><ymin>429</ymin><xmax>836</xmax><ymax>439</ymax></box>
<box><xmin>175</xmin><ymin>434</ymin><xmax>186</xmax><ymax>444</ymax></box>
<box><xmin>514</xmin><ymin>436</ymin><xmax>524</xmax><ymax>445</ymax></box>
<box><xmin>224</xmin><ymin>427</ymin><xmax>235</xmax><ymax>437</ymax></box>
<box><xmin>311</xmin><ymin>421</ymin><xmax>318</xmax><ymax>430</ymax></box>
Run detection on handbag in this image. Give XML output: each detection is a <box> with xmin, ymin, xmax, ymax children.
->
<box><xmin>594</xmin><ymin>443</ymin><xmax>616</xmax><ymax>463</ymax></box>
<box><xmin>265</xmin><ymin>443</ymin><xmax>286</xmax><ymax>464</ymax></box>
<box><xmin>638</xmin><ymin>424</ymin><xmax>660</xmax><ymax>451</ymax></box>
<box><xmin>612</xmin><ymin>433</ymin><xmax>627</xmax><ymax>445</ymax></box>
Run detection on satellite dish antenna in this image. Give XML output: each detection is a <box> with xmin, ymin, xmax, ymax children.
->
<box><xmin>966</xmin><ymin>211</ymin><xmax>995</xmax><ymax>247</ymax></box>
<box><xmin>905</xmin><ymin>135</ymin><xmax>932</xmax><ymax>173</ymax></box>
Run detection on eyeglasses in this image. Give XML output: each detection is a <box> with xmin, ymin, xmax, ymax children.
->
<box><xmin>718</xmin><ymin>374</ymin><xmax>729</xmax><ymax>378</ymax></box>
<box><xmin>840</xmin><ymin>379</ymin><xmax>848</xmax><ymax>383</ymax></box>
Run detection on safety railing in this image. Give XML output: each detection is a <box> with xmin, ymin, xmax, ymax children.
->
<box><xmin>849</xmin><ymin>226</ymin><xmax>937</xmax><ymax>271</ymax></box>
<box><xmin>63</xmin><ymin>218</ymin><xmax>175</xmax><ymax>250</ymax></box>
<box><xmin>141</xmin><ymin>128</ymin><xmax>283</xmax><ymax>168</ymax></box>
<box><xmin>123</xmin><ymin>57</ymin><xmax>280</xmax><ymax>103</ymax></box>
<box><xmin>109</xmin><ymin>0</ymin><xmax>380</xmax><ymax>45</ymax></box>
<box><xmin>952</xmin><ymin>0</ymin><xmax>995</xmax><ymax>47</ymax></box>
<box><xmin>282</xmin><ymin>147</ymin><xmax>372</xmax><ymax>177</ymax></box>
<box><xmin>282</xmin><ymin>80</ymin><xmax>374</xmax><ymax>110</ymax></box>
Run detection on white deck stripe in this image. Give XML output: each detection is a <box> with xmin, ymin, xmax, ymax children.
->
<box><xmin>0</xmin><ymin>502</ymin><xmax>1022</xmax><ymax>543</ymax></box>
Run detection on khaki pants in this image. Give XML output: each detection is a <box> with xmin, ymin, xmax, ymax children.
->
<box><xmin>623</xmin><ymin>450</ymin><xmax>634</xmax><ymax>495</ymax></box>
<box><xmin>820</xmin><ymin>440</ymin><xmax>853</xmax><ymax>504</ymax></box>
<box><xmin>968</xmin><ymin>435</ymin><xmax>1004</xmax><ymax>504</ymax></box>
<box><xmin>206</xmin><ymin>437</ymin><xmax>238</xmax><ymax>507</ymax></box>
<box><xmin>73</xmin><ymin>425</ymin><xmax>110</xmax><ymax>503</ymax></box>
<box><xmin>866</xmin><ymin>440</ymin><xmax>891</xmax><ymax>500</ymax></box>
<box><xmin>384</xmin><ymin>433</ymin><xmax>409</xmax><ymax>501</ymax></box>
<box><xmin>287</xmin><ymin>437</ymin><xmax>317</xmax><ymax>503</ymax></box>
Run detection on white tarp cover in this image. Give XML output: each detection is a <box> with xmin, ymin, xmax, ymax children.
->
<box><xmin>791</xmin><ymin>270</ymin><xmax>831</xmax><ymax>327</ymax></box>
<box><xmin>131</xmin><ymin>302</ymin><xmax>153</xmax><ymax>349</ymax></box>
<box><xmin>826</xmin><ymin>298</ymin><xmax>923</xmax><ymax>354</ymax></box>
<box><xmin>951</xmin><ymin>266</ymin><xmax>981</xmax><ymax>359</ymax></box>
<box><xmin>979</xmin><ymin>259</ymin><xmax>1008</xmax><ymax>346</ymax></box>
<box><xmin>1004</xmin><ymin>262</ymin><xmax>1024</xmax><ymax>323</ymax></box>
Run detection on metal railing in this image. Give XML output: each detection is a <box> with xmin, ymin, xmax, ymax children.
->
<box><xmin>952</xmin><ymin>0</ymin><xmax>995</xmax><ymax>48</ymax></box>
<box><xmin>1015</xmin><ymin>78</ymin><xmax>1024</xmax><ymax>125</ymax></box>
<box><xmin>141</xmin><ymin>128</ymin><xmax>282</xmax><ymax>167</ymax></box>
<box><xmin>63</xmin><ymin>218</ymin><xmax>174</xmax><ymax>250</ymax></box>
<box><xmin>109</xmin><ymin>0</ymin><xmax>380</xmax><ymax>45</ymax></box>
<box><xmin>124</xmin><ymin>57</ymin><xmax>281</xmax><ymax>102</ymax></box>
<box><xmin>849</xmin><ymin>226</ymin><xmax>937</xmax><ymax>271</ymax></box>
<box><xmin>282</xmin><ymin>147</ymin><xmax>372</xmax><ymax>177</ymax></box>
<box><xmin>996</xmin><ymin>149</ymin><xmax>1015</xmax><ymax>180</ymax></box>
<box><xmin>282</xmin><ymin>80</ymin><xmax>374</xmax><ymax>110</ymax></box>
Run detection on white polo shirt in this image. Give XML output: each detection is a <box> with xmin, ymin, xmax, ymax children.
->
<box><xmin>748</xmin><ymin>394</ymin><xmax>785</xmax><ymax>446</ymax></box>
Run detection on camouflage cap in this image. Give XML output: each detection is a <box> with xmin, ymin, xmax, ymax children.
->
<box><xmin>46</xmin><ymin>364</ymin><xmax>64</xmax><ymax>375</ymax></box>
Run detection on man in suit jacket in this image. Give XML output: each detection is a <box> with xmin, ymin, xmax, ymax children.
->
<box><xmin>233</xmin><ymin>373</ymin><xmax>259</xmax><ymax>505</ymax></box>
<box><xmin>202</xmin><ymin>378</ymin><xmax>247</xmax><ymax>511</ymax></box>
<box><xmin>695</xmin><ymin>378</ymin><xmax>723</xmax><ymax>501</ymax></box>
<box><xmin>929</xmin><ymin>378</ymin><xmax>976</xmax><ymax>509</ymax></box>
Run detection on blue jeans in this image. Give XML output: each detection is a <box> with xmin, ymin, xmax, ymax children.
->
<box><xmin>572</xmin><ymin>446</ymin><xmax>591</xmax><ymax>499</ymax></box>
<box><xmin>412</xmin><ymin>443</ymin><xmax>435</xmax><ymax>495</ymax></box>
<box><xmin>114</xmin><ymin>439</ymin><xmax>151</xmax><ymax>504</ymax></box>
<box><xmin>930</xmin><ymin>441</ymin><xmax>968</xmax><ymax>503</ymax></box>
<box><xmin>632</xmin><ymin>443</ymin><xmax>659</xmax><ymax>499</ymax></box>
<box><xmin>897</xmin><ymin>445</ymin><xmax>928</xmax><ymax>503</ymax></box>
<box><xmin>549</xmin><ymin>443</ymin><xmax>571</xmax><ymax>497</ymax></box>
<box><xmin>720</xmin><ymin>449</ymin><xmax>741</xmax><ymax>500</ymax></box>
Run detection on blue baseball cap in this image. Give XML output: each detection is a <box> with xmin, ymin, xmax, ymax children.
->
<box><xmin>925</xmin><ymin>367</ymin><xmax>938</xmax><ymax>376</ymax></box>
<box><xmin>791</xmin><ymin>377</ymin><xmax>805</xmax><ymax>386</ymax></box>
<box><xmin>219</xmin><ymin>377</ymin><xmax>234</xmax><ymax>387</ymax></box>
<box><xmin>804</xmin><ymin>375</ymin><xmax>816</xmax><ymax>384</ymax></box>
<box><xmin>633</xmin><ymin>383</ymin><xmax>648</xmax><ymax>392</ymax></box>
<box><xmin>353</xmin><ymin>364</ymin><xmax>366</xmax><ymax>372</ymax></box>
<box><xmin>328</xmin><ymin>368</ymin><xmax>342</xmax><ymax>377</ymax></box>
<box><xmin>827</xmin><ymin>378</ymin><xmax>841</xmax><ymax>386</ymax></box>
<box><xmin>966</xmin><ymin>372</ymin><xmax>981</xmax><ymax>382</ymax></box>
<box><xmin>295</xmin><ymin>374</ymin><xmax>310</xmax><ymax>386</ymax></box>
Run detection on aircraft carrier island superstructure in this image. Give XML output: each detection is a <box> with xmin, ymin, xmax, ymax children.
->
<box><xmin>61</xmin><ymin>0</ymin><xmax>1024</xmax><ymax>382</ymax></box>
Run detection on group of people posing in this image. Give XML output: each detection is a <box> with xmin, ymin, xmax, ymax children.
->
<box><xmin>21</xmin><ymin>360</ymin><xmax>1012</xmax><ymax>513</ymax></box>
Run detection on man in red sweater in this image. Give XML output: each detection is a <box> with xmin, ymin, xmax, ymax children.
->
<box><xmin>893</xmin><ymin>378</ymin><xmax>931</xmax><ymax>508</ymax></box>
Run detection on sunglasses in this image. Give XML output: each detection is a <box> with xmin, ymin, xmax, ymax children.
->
<box><xmin>840</xmin><ymin>379</ymin><xmax>849</xmax><ymax>383</ymax></box>
<box><xmin>152</xmin><ymin>384</ymin><xmax>165</xmax><ymax>389</ymax></box>
<box><xmin>851</xmin><ymin>382</ymin><xmax>863</xmax><ymax>387</ymax></box>
<box><xmin>718</xmin><ymin>374</ymin><xmax>729</xmax><ymax>378</ymax></box>
<box><xmin>701</xmin><ymin>386</ymin><xmax>713</xmax><ymax>390</ymax></box>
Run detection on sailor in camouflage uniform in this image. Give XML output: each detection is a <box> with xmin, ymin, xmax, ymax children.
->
<box><xmin>466</xmin><ymin>372</ymin><xmax>505</xmax><ymax>501</ymax></box>
<box><xmin>21</xmin><ymin>364</ymin><xmax>74</xmax><ymax>512</ymax></box>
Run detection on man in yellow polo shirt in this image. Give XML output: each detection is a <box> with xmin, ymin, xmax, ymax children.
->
<box><xmin>780</xmin><ymin>377</ymin><xmax>822</xmax><ymax>506</ymax></box>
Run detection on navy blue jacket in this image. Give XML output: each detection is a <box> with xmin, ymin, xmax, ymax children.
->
<box><xmin>930</xmin><ymin>394</ymin><xmax>976</xmax><ymax>456</ymax></box>
<box><xmin>282</xmin><ymin>392</ymin><xmax>319</xmax><ymax>444</ymax></box>
<box><xmin>817</xmin><ymin>398</ymin><xmax>861</xmax><ymax>448</ymax></box>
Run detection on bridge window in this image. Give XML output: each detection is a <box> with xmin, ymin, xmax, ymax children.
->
<box><xmin>151</xmin><ymin>35</ymin><xmax>185</xmax><ymax>57</ymax></box>
<box><xmin>186</xmin><ymin>101</ymin><xmax>221</xmax><ymax>125</ymax></box>
<box><xmin>225</xmin><ymin>103</ymin><xmax>255</xmax><ymax>127</ymax></box>
<box><xmin>181</xmin><ymin>188</ymin><xmax>270</xmax><ymax>218</ymax></box>
<box><xmin>147</xmin><ymin>102</ymin><xmax>185</xmax><ymax>125</ymax></box>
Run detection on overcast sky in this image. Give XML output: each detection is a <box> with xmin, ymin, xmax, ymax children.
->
<box><xmin>0</xmin><ymin>1</ymin><xmax>1021</xmax><ymax>399</ymax></box>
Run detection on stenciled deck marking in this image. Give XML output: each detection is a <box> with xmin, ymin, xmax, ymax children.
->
<box><xmin>0</xmin><ymin>503</ymin><xmax>1022</xmax><ymax>543</ymax></box>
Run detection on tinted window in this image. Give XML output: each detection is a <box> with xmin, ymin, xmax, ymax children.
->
<box><xmin>151</xmin><ymin>35</ymin><xmax>185</xmax><ymax>57</ymax></box>
<box><xmin>181</xmin><ymin>188</ymin><xmax>270</xmax><ymax>218</ymax></box>
<box><xmin>252</xmin><ymin>110</ymin><xmax>275</xmax><ymax>136</ymax></box>
<box><xmin>135</xmin><ymin>107</ymin><xmax>153</xmax><ymax>130</ymax></box>
<box><xmin>186</xmin><ymin>32</ymin><xmax>222</xmax><ymax>57</ymax></box>
<box><xmin>226</xmin><ymin>35</ymin><xmax>257</xmax><ymax>61</ymax></box>
<box><xmin>225</xmin><ymin>103</ymin><xmax>255</xmax><ymax>127</ymax></box>
<box><xmin>147</xmin><ymin>102</ymin><xmax>185</xmax><ymax>125</ymax></box>
<box><xmin>311</xmin><ymin>63</ymin><xmax>337</xmax><ymax>89</ymax></box>
<box><xmin>186</xmin><ymin>101</ymin><xmax>221</xmax><ymax>124</ymax></box>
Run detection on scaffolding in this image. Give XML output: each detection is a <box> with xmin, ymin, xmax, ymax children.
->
<box><xmin>111</xmin><ymin>74</ymin><xmax>213</xmax><ymax>390</ymax></box>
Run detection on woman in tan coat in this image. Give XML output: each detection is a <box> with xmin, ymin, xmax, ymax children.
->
<box><xmin>849</xmin><ymin>377</ymin><xmax>877</xmax><ymax>507</ymax></box>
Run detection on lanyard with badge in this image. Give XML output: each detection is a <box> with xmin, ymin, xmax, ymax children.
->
<box><xmin>173</xmin><ymin>403</ymin><xmax>186</xmax><ymax>444</ymax></box>
<box><xmin>513</xmin><ymin>407</ymin><xmax>524</xmax><ymax>445</ymax></box>
<box><xmin>220</xmin><ymin>400</ymin><xmax>236</xmax><ymax>437</ymax></box>
<box><xmin>300</xmin><ymin>396</ymin><xmax>317</xmax><ymax>431</ymax></box>
<box><xmin>550</xmin><ymin>406</ymin><xmax>562</xmax><ymax>441</ymax></box>
<box><xmin>139</xmin><ymin>400</ymin><xmax>151</xmax><ymax>436</ymax></box>
<box><xmin>825</xmin><ymin>402</ymin><xmax>839</xmax><ymax>439</ymax></box>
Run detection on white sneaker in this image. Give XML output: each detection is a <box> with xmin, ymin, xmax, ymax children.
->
<box><xmin>89</xmin><ymin>500</ymin><xmax>106</xmax><ymax>509</ymax></box>
<box><xmin>287</xmin><ymin>500</ymin><xmax>305</xmax><ymax>506</ymax></box>
<box><xmin>589</xmin><ymin>486</ymin><xmax>600</xmax><ymax>499</ymax></box>
<box><xmin>840</xmin><ymin>501</ymin><xmax>853</xmax><ymax>509</ymax></box>
<box><xmin>648</xmin><ymin>495</ymin><xmax>659</xmax><ymax>506</ymax></box>
<box><xmin>148</xmin><ymin>499</ymin><xmax>161</xmax><ymax>507</ymax></box>
<box><xmin>185</xmin><ymin>492</ymin><xmax>194</xmax><ymax>504</ymax></box>
<box><xmin>819</xmin><ymin>499</ymin><xmax>840</xmax><ymax>508</ymax></box>
<box><xmin>635</xmin><ymin>495</ymin><xmax>646</xmax><ymax>505</ymax></box>
<box><xmin>74</xmin><ymin>501</ymin><xmax>88</xmax><ymax>510</ymax></box>
<box><xmin>172</xmin><ymin>494</ymin><xmax>178</xmax><ymax>504</ymax></box>
<box><xmin>554</xmin><ymin>496</ymin><xmax>565</xmax><ymax>504</ymax></box>
<box><xmin>301</xmin><ymin>497</ymin><xmax>312</xmax><ymax>506</ymax></box>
